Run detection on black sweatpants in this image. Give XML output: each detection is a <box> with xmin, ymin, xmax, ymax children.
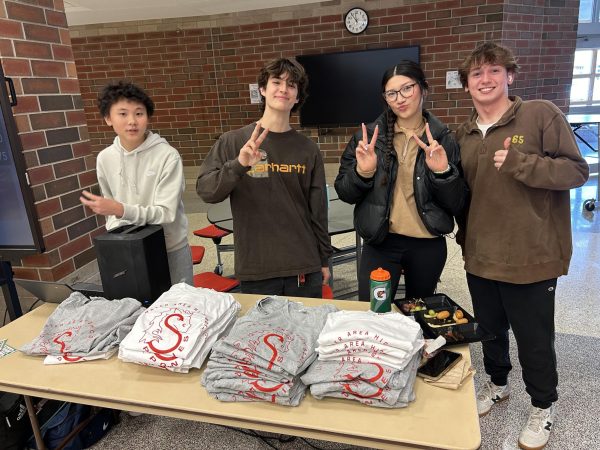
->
<box><xmin>467</xmin><ymin>273</ymin><xmax>558</xmax><ymax>409</ymax></box>
<box><xmin>358</xmin><ymin>233</ymin><xmax>447</xmax><ymax>302</ymax></box>
<box><xmin>240</xmin><ymin>271</ymin><xmax>323</xmax><ymax>299</ymax></box>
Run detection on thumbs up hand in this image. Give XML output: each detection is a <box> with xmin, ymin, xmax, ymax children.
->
<box><xmin>493</xmin><ymin>137</ymin><xmax>512</xmax><ymax>170</ymax></box>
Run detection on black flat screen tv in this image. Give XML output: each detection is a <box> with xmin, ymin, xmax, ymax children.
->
<box><xmin>296</xmin><ymin>46</ymin><xmax>420</xmax><ymax>128</ymax></box>
<box><xmin>0</xmin><ymin>65</ymin><xmax>44</xmax><ymax>258</ymax></box>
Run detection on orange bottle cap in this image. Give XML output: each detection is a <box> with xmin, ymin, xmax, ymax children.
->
<box><xmin>370</xmin><ymin>267</ymin><xmax>390</xmax><ymax>281</ymax></box>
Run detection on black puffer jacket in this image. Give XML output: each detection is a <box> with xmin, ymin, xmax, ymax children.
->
<box><xmin>334</xmin><ymin>110</ymin><xmax>469</xmax><ymax>245</ymax></box>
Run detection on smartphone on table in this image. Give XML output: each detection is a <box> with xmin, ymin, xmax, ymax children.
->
<box><xmin>417</xmin><ymin>349</ymin><xmax>462</xmax><ymax>381</ymax></box>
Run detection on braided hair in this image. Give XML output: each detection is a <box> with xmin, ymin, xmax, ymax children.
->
<box><xmin>380</xmin><ymin>61</ymin><xmax>429</xmax><ymax>185</ymax></box>
<box><xmin>381</xmin><ymin>107</ymin><xmax>396</xmax><ymax>186</ymax></box>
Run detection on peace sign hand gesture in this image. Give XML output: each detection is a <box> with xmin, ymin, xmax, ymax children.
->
<box><xmin>356</xmin><ymin>123</ymin><xmax>379</xmax><ymax>173</ymax></box>
<box><xmin>413</xmin><ymin>123</ymin><xmax>449</xmax><ymax>173</ymax></box>
<box><xmin>239</xmin><ymin>121</ymin><xmax>269</xmax><ymax>167</ymax></box>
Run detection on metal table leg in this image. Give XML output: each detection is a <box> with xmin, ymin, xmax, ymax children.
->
<box><xmin>571</xmin><ymin>122</ymin><xmax>599</xmax><ymax>152</ymax></box>
<box><xmin>1</xmin><ymin>260</ymin><xmax>23</xmax><ymax>320</ymax></box>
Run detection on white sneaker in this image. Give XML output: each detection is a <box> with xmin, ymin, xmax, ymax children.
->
<box><xmin>518</xmin><ymin>405</ymin><xmax>555</xmax><ymax>450</ymax></box>
<box><xmin>477</xmin><ymin>380</ymin><xmax>510</xmax><ymax>417</ymax></box>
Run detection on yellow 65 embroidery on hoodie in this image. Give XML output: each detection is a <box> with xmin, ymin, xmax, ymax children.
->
<box><xmin>511</xmin><ymin>135</ymin><xmax>524</xmax><ymax>145</ymax></box>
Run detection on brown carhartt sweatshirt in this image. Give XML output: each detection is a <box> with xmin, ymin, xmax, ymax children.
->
<box><xmin>196</xmin><ymin>123</ymin><xmax>332</xmax><ymax>281</ymax></box>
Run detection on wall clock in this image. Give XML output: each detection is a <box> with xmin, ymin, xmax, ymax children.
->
<box><xmin>344</xmin><ymin>7</ymin><xmax>369</xmax><ymax>35</ymax></box>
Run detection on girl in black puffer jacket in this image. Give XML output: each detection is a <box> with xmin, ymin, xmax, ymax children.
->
<box><xmin>335</xmin><ymin>60</ymin><xmax>469</xmax><ymax>301</ymax></box>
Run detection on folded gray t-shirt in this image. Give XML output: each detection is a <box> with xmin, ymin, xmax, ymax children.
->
<box><xmin>20</xmin><ymin>292</ymin><xmax>143</xmax><ymax>358</ymax></box>
<box><xmin>210</xmin><ymin>297</ymin><xmax>337</xmax><ymax>376</ymax></box>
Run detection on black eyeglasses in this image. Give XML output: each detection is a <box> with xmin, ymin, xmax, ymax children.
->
<box><xmin>383</xmin><ymin>83</ymin><xmax>417</xmax><ymax>101</ymax></box>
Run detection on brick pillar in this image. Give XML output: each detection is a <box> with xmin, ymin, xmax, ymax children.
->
<box><xmin>0</xmin><ymin>0</ymin><xmax>101</xmax><ymax>281</ymax></box>
<box><xmin>501</xmin><ymin>0</ymin><xmax>579</xmax><ymax>112</ymax></box>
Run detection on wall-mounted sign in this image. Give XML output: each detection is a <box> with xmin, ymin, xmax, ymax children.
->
<box><xmin>249</xmin><ymin>83</ymin><xmax>261</xmax><ymax>104</ymax></box>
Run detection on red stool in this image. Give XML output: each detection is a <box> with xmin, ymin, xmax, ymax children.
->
<box><xmin>193</xmin><ymin>272</ymin><xmax>239</xmax><ymax>292</ymax></box>
<box><xmin>190</xmin><ymin>245</ymin><xmax>205</xmax><ymax>265</ymax></box>
<box><xmin>193</xmin><ymin>225</ymin><xmax>232</xmax><ymax>275</ymax></box>
<box><xmin>322</xmin><ymin>284</ymin><xmax>334</xmax><ymax>299</ymax></box>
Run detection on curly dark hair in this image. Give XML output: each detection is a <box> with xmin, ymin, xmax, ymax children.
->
<box><xmin>97</xmin><ymin>80</ymin><xmax>155</xmax><ymax>117</ymax></box>
<box><xmin>458</xmin><ymin>41</ymin><xmax>520</xmax><ymax>87</ymax></box>
<box><xmin>257</xmin><ymin>58</ymin><xmax>308</xmax><ymax>113</ymax></box>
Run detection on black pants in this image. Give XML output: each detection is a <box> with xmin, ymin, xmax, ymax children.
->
<box><xmin>358</xmin><ymin>233</ymin><xmax>446</xmax><ymax>302</ymax></box>
<box><xmin>240</xmin><ymin>271</ymin><xmax>323</xmax><ymax>299</ymax></box>
<box><xmin>467</xmin><ymin>273</ymin><xmax>558</xmax><ymax>409</ymax></box>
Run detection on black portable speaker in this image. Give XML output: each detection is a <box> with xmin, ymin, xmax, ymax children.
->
<box><xmin>94</xmin><ymin>225</ymin><xmax>171</xmax><ymax>305</ymax></box>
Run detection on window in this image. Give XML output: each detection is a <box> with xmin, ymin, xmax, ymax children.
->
<box><xmin>570</xmin><ymin>0</ymin><xmax>600</xmax><ymax>111</ymax></box>
<box><xmin>570</xmin><ymin>50</ymin><xmax>597</xmax><ymax>106</ymax></box>
<box><xmin>579</xmin><ymin>0</ymin><xmax>593</xmax><ymax>22</ymax></box>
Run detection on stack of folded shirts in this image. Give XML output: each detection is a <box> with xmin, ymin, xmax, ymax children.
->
<box><xmin>301</xmin><ymin>310</ymin><xmax>424</xmax><ymax>408</ymax></box>
<box><xmin>20</xmin><ymin>292</ymin><xmax>143</xmax><ymax>364</ymax></box>
<box><xmin>119</xmin><ymin>283</ymin><xmax>240</xmax><ymax>373</ymax></box>
<box><xmin>202</xmin><ymin>296</ymin><xmax>337</xmax><ymax>406</ymax></box>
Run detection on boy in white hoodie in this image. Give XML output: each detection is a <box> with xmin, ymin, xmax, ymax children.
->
<box><xmin>80</xmin><ymin>81</ymin><xmax>193</xmax><ymax>285</ymax></box>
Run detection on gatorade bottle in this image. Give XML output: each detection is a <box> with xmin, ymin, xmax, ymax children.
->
<box><xmin>370</xmin><ymin>267</ymin><xmax>391</xmax><ymax>313</ymax></box>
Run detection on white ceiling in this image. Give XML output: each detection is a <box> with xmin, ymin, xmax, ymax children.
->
<box><xmin>63</xmin><ymin>0</ymin><xmax>326</xmax><ymax>26</ymax></box>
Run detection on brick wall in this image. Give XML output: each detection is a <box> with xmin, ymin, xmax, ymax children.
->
<box><xmin>0</xmin><ymin>0</ymin><xmax>100</xmax><ymax>281</ymax></box>
<box><xmin>501</xmin><ymin>0</ymin><xmax>579</xmax><ymax>110</ymax></box>
<box><xmin>70</xmin><ymin>0</ymin><xmax>579</xmax><ymax>166</ymax></box>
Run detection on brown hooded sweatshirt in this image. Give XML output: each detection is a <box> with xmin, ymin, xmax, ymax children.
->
<box><xmin>456</xmin><ymin>96</ymin><xmax>589</xmax><ymax>284</ymax></box>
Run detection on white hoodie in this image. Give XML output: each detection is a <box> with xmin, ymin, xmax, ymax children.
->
<box><xmin>96</xmin><ymin>131</ymin><xmax>188</xmax><ymax>253</ymax></box>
